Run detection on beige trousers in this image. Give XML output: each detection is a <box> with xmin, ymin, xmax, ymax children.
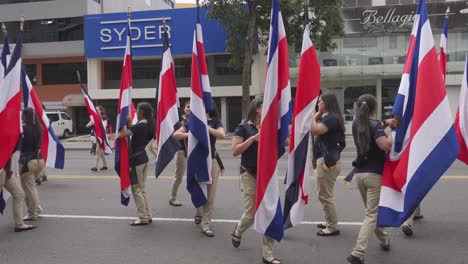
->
<box><xmin>0</xmin><ymin>169</ymin><xmax>25</xmax><ymax>226</ymax></box>
<box><xmin>196</xmin><ymin>159</ymin><xmax>220</xmax><ymax>230</ymax></box>
<box><xmin>95</xmin><ymin>147</ymin><xmax>107</xmax><ymax>168</ymax></box>
<box><xmin>351</xmin><ymin>173</ymin><xmax>389</xmax><ymax>258</ymax></box>
<box><xmin>316</xmin><ymin>158</ymin><xmax>341</xmax><ymax>231</ymax></box>
<box><xmin>170</xmin><ymin>150</ymin><xmax>186</xmax><ymax>200</ymax></box>
<box><xmin>20</xmin><ymin>159</ymin><xmax>44</xmax><ymax>218</ymax></box>
<box><xmin>403</xmin><ymin>205</ymin><xmax>422</xmax><ymax>227</ymax></box>
<box><xmin>131</xmin><ymin>163</ymin><xmax>151</xmax><ymax>222</ymax></box>
<box><xmin>236</xmin><ymin>172</ymin><xmax>275</xmax><ymax>259</ymax></box>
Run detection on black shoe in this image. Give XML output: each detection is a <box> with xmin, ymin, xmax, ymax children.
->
<box><xmin>380</xmin><ymin>238</ymin><xmax>391</xmax><ymax>251</ymax></box>
<box><xmin>14</xmin><ymin>225</ymin><xmax>37</xmax><ymax>232</ymax></box>
<box><xmin>100</xmin><ymin>166</ymin><xmax>108</xmax><ymax>171</ymax></box>
<box><xmin>316</xmin><ymin>229</ymin><xmax>340</xmax><ymax>236</ymax></box>
<box><xmin>35</xmin><ymin>178</ymin><xmax>42</xmax><ymax>186</ymax></box>
<box><xmin>194</xmin><ymin>215</ymin><xmax>202</xmax><ymax>225</ymax></box>
<box><xmin>202</xmin><ymin>228</ymin><xmax>215</xmax><ymax>237</ymax></box>
<box><xmin>402</xmin><ymin>225</ymin><xmax>413</xmax><ymax>236</ymax></box>
<box><xmin>262</xmin><ymin>257</ymin><xmax>281</xmax><ymax>264</ymax></box>
<box><xmin>148</xmin><ymin>218</ymin><xmax>152</xmax><ymax>223</ymax></box>
<box><xmin>91</xmin><ymin>167</ymin><xmax>98</xmax><ymax>172</ymax></box>
<box><xmin>316</xmin><ymin>223</ymin><xmax>326</xmax><ymax>229</ymax></box>
<box><xmin>347</xmin><ymin>255</ymin><xmax>364</xmax><ymax>264</ymax></box>
<box><xmin>231</xmin><ymin>225</ymin><xmax>241</xmax><ymax>248</ymax></box>
<box><xmin>414</xmin><ymin>215</ymin><xmax>424</xmax><ymax>220</ymax></box>
<box><xmin>169</xmin><ymin>199</ymin><xmax>182</xmax><ymax>207</ymax></box>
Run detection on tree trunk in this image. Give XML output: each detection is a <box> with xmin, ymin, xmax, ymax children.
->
<box><xmin>241</xmin><ymin>2</ymin><xmax>257</xmax><ymax>118</ymax></box>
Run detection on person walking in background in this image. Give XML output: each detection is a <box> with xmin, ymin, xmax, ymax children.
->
<box><xmin>310</xmin><ymin>92</ymin><xmax>346</xmax><ymax>237</ymax></box>
<box><xmin>173</xmin><ymin>101</ymin><xmax>225</xmax><ymax>237</ymax></box>
<box><xmin>346</xmin><ymin>94</ymin><xmax>393</xmax><ymax>264</ymax></box>
<box><xmin>19</xmin><ymin>108</ymin><xmax>45</xmax><ymax>221</ymax></box>
<box><xmin>169</xmin><ymin>101</ymin><xmax>190</xmax><ymax>207</ymax></box>
<box><xmin>119</xmin><ymin>102</ymin><xmax>155</xmax><ymax>226</ymax></box>
<box><xmin>230</xmin><ymin>98</ymin><xmax>280</xmax><ymax>264</ymax></box>
<box><xmin>86</xmin><ymin>106</ymin><xmax>108</xmax><ymax>172</ymax></box>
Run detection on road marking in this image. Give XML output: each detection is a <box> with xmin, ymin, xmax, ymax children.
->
<box><xmin>39</xmin><ymin>214</ymin><xmax>363</xmax><ymax>226</ymax></box>
<box><xmin>46</xmin><ymin>175</ymin><xmax>468</xmax><ymax>180</ymax></box>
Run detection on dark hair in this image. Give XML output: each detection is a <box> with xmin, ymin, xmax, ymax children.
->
<box><xmin>22</xmin><ymin>107</ymin><xmax>43</xmax><ymax>149</ymax></box>
<box><xmin>320</xmin><ymin>92</ymin><xmax>345</xmax><ymax>133</ymax></box>
<box><xmin>96</xmin><ymin>105</ymin><xmax>106</xmax><ymax>116</ymax></box>
<box><xmin>356</xmin><ymin>94</ymin><xmax>378</xmax><ymax>154</ymax></box>
<box><xmin>245</xmin><ymin>97</ymin><xmax>263</xmax><ymax>124</ymax></box>
<box><xmin>207</xmin><ymin>100</ymin><xmax>220</xmax><ymax>122</ymax></box>
<box><xmin>137</xmin><ymin>102</ymin><xmax>155</xmax><ymax>138</ymax></box>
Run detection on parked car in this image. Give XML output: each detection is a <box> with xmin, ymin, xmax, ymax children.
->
<box><xmin>45</xmin><ymin>111</ymin><xmax>73</xmax><ymax>138</ymax></box>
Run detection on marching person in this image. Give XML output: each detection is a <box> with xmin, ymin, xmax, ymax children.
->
<box><xmin>230</xmin><ymin>98</ymin><xmax>280</xmax><ymax>264</ymax></box>
<box><xmin>0</xmin><ymin>160</ymin><xmax>36</xmax><ymax>232</ymax></box>
<box><xmin>86</xmin><ymin>106</ymin><xmax>108</xmax><ymax>172</ymax></box>
<box><xmin>119</xmin><ymin>102</ymin><xmax>155</xmax><ymax>226</ymax></box>
<box><xmin>346</xmin><ymin>94</ymin><xmax>393</xmax><ymax>264</ymax></box>
<box><xmin>169</xmin><ymin>100</ymin><xmax>190</xmax><ymax>207</ymax></box>
<box><xmin>310</xmin><ymin>92</ymin><xmax>346</xmax><ymax>236</ymax></box>
<box><xmin>173</xmin><ymin>101</ymin><xmax>225</xmax><ymax>237</ymax></box>
<box><xmin>20</xmin><ymin>107</ymin><xmax>44</xmax><ymax>221</ymax></box>
<box><xmin>401</xmin><ymin>204</ymin><xmax>423</xmax><ymax>236</ymax></box>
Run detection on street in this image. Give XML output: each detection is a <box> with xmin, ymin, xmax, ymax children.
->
<box><xmin>1</xmin><ymin>146</ymin><xmax>467</xmax><ymax>264</ymax></box>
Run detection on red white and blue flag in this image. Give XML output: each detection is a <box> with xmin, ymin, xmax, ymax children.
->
<box><xmin>0</xmin><ymin>32</ymin><xmax>11</xmax><ymax>215</ymax></box>
<box><xmin>254</xmin><ymin>0</ymin><xmax>291</xmax><ymax>241</ymax></box>
<box><xmin>186</xmin><ymin>7</ymin><xmax>213</xmax><ymax>208</ymax></box>
<box><xmin>377</xmin><ymin>0</ymin><xmax>459</xmax><ymax>227</ymax></box>
<box><xmin>454</xmin><ymin>53</ymin><xmax>468</xmax><ymax>165</ymax></box>
<box><xmin>284</xmin><ymin>8</ymin><xmax>320</xmax><ymax>229</ymax></box>
<box><xmin>21</xmin><ymin>67</ymin><xmax>65</xmax><ymax>169</ymax></box>
<box><xmin>439</xmin><ymin>12</ymin><xmax>448</xmax><ymax>82</ymax></box>
<box><xmin>155</xmin><ymin>23</ymin><xmax>181</xmax><ymax>177</ymax></box>
<box><xmin>80</xmin><ymin>81</ymin><xmax>112</xmax><ymax>155</ymax></box>
<box><xmin>115</xmin><ymin>19</ymin><xmax>135</xmax><ymax>206</ymax></box>
<box><xmin>194</xmin><ymin>5</ymin><xmax>213</xmax><ymax>111</ymax></box>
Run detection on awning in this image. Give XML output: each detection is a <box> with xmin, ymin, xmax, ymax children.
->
<box><xmin>63</xmin><ymin>94</ymin><xmax>85</xmax><ymax>107</ymax></box>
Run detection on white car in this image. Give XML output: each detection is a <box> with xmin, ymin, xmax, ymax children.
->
<box><xmin>45</xmin><ymin>111</ymin><xmax>73</xmax><ymax>138</ymax></box>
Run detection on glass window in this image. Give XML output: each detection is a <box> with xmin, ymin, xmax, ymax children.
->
<box><xmin>174</xmin><ymin>58</ymin><xmax>191</xmax><ymax>78</ymax></box>
<box><xmin>24</xmin><ymin>64</ymin><xmax>37</xmax><ymax>85</ymax></box>
<box><xmin>344</xmin><ymin>86</ymin><xmax>376</xmax><ymax>122</ymax></box>
<box><xmin>47</xmin><ymin>113</ymin><xmax>59</xmax><ymax>122</ymax></box>
<box><xmin>60</xmin><ymin>113</ymin><xmax>71</xmax><ymax>120</ymax></box>
<box><xmin>42</xmin><ymin>62</ymin><xmax>87</xmax><ymax>85</ymax></box>
<box><xmin>214</xmin><ymin>55</ymin><xmax>241</xmax><ymax>75</ymax></box>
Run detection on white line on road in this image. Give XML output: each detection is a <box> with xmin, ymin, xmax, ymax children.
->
<box><xmin>39</xmin><ymin>214</ymin><xmax>363</xmax><ymax>226</ymax></box>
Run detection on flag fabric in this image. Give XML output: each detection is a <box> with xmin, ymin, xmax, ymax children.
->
<box><xmin>254</xmin><ymin>0</ymin><xmax>291</xmax><ymax>242</ymax></box>
<box><xmin>283</xmin><ymin>10</ymin><xmax>320</xmax><ymax>229</ymax></box>
<box><xmin>80</xmin><ymin>82</ymin><xmax>112</xmax><ymax>155</ymax></box>
<box><xmin>439</xmin><ymin>14</ymin><xmax>448</xmax><ymax>81</ymax></box>
<box><xmin>21</xmin><ymin>67</ymin><xmax>65</xmax><ymax>169</ymax></box>
<box><xmin>377</xmin><ymin>0</ymin><xmax>459</xmax><ymax>227</ymax></box>
<box><xmin>0</xmin><ymin>31</ymin><xmax>22</xmax><ymax>172</ymax></box>
<box><xmin>454</xmin><ymin>53</ymin><xmax>468</xmax><ymax>164</ymax></box>
<box><xmin>0</xmin><ymin>35</ymin><xmax>10</xmax><ymax>80</ymax></box>
<box><xmin>186</xmin><ymin>8</ymin><xmax>213</xmax><ymax>208</ymax></box>
<box><xmin>115</xmin><ymin>19</ymin><xmax>134</xmax><ymax>206</ymax></box>
<box><xmin>193</xmin><ymin>5</ymin><xmax>213</xmax><ymax>111</ymax></box>
<box><xmin>154</xmin><ymin>24</ymin><xmax>181</xmax><ymax>177</ymax></box>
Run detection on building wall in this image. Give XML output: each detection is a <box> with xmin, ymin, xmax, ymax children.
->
<box><xmin>0</xmin><ymin>0</ymin><xmax>86</xmax><ymax>22</ymax></box>
<box><xmin>102</xmin><ymin>0</ymin><xmax>174</xmax><ymax>13</ymax></box>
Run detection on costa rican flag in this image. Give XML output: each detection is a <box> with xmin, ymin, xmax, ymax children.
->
<box><xmin>454</xmin><ymin>53</ymin><xmax>468</xmax><ymax>165</ymax></box>
<box><xmin>254</xmin><ymin>0</ymin><xmax>291</xmax><ymax>242</ymax></box>
<box><xmin>0</xmin><ymin>32</ymin><xmax>11</xmax><ymax>215</ymax></box>
<box><xmin>114</xmin><ymin>18</ymin><xmax>135</xmax><ymax>206</ymax></box>
<box><xmin>0</xmin><ymin>30</ymin><xmax>22</xmax><ymax>172</ymax></box>
<box><xmin>21</xmin><ymin>67</ymin><xmax>65</xmax><ymax>169</ymax></box>
<box><xmin>186</xmin><ymin>7</ymin><xmax>212</xmax><ymax>208</ymax></box>
<box><xmin>194</xmin><ymin>4</ymin><xmax>213</xmax><ymax>111</ymax></box>
<box><xmin>283</xmin><ymin>8</ymin><xmax>320</xmax><ymax>229</ymax></box>
<box><xmin>79</xmin><ymin>81</ymin><xmax>112</xmax><ymax>155</ymax></box>
<box><xmin>377</xmin><ymin>0</ymin><xmax>459</xmax><ymax>227</ymax></box>
<box><xmin>155</xmin><ymin>23</ymin><xmax>181</xmax><ymax>177</ymax></box>
<box><xmin>439</xmin><ymin>11</ymin><xmax>448</xmax><ymax>82</ymax></box>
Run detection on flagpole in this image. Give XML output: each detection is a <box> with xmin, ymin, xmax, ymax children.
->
<box><xmin>445</xmin><ymin>7</ymin><xmax>450</xmax><ymax>18</ymax></box>
<box><xmin>20</xmin><ymin>16</ymin><xmax>24</xmax><ymax>32</ymax></box>
<box><xmin>2</xmin><ymin>22</ymin><xmax>6</xmax><ymax>38</ymax></box>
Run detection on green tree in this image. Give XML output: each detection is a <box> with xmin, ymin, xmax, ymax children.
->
<box><xmin>205</xmin><ymin>0</ymin><xmax>343</xmax><ymax>117</ymax></box>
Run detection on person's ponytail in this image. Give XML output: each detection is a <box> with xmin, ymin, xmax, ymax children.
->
<box><xmin>357</xmin><ymin>102</ymin><xmax>371</xmax><ymax>154</ymax></box>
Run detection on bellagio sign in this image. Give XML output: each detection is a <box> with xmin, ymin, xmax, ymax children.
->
<box><xmin>361</xmin><ymin>8</ymin><xmax>416</xmax><ymax>30</ymax></box>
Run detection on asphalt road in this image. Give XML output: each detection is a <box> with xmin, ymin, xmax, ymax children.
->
<box><xmin>0</xmin><ymin>148</ymin><xmax>467</xmax><ymax>264</ymax></box>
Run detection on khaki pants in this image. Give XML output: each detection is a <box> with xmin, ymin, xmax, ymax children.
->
<box><xmin>351</xmin><ymin>173</ymin><xmax>389</xmax><ymax>258</ymax></box>
<box><xmin>403</xmin><ymin>205</ymin><xmax>421</xmax><ymax>227</ymax></box>
<box><xmin>0</xmin><ymin>170</ymin><xmax>25</xmax><ymax>226</ymax></box>
<box><xmin>20</xmin><ymin>160</ymin><xmax>44</xmax><ymax>218</ymax></box>
<box><xmin>170</xmin><ymin>150</ymin><xmax>186</xmax><ymax>200</ymax></box>
<box><xmin>236</xmin><ymin>172</ymin><xmax>275</xmax><ymax>259</ymax></box>
<box><xmin>316</xmin><ymin>158</ymin><xmax>341</xmax><ymax>231</ymax></box>
<box><xmin>95</xmin><ymin>147</ymin><xmax>107</xmax><ymax>168</ymax></box>
<box><xmin>196</xmin><ymin>159</ymin><xmax>220</xmax><ymax>230</ymax></box>
<box><xmin>131</xmin><ymin>163</ymin><xmax>151</xmax><ymax>222</ymax></box>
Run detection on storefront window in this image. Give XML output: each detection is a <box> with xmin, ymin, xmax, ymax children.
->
<box><xmin>42</xmin><ymin>62</ymin><xmax>86</xmax><ymax>85</ymax></box>
<box><xmin>344</xmin><ymin>86</ymin><xmax>376</xmax><ymax>122</ymax></box>
<box><xmin>24</xmin><ymin>64</ymin><xmax>37</xmax><ymax>85</ymax></box>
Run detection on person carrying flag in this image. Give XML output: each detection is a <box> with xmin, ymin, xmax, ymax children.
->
<box><xmin>346</xmin><ymin>94</ymin><xmax>394</xmax><ymax>264</ymax></box>
<box><xmin>230</xmin><ymin>98</ymin><xmax>279</xmax><ymax>264</ymax></box>
<box><xmin>173</xmin><ymin>101</ymin><xmax>225</xmax><ymax>237</ymax></box>
<box><xmin>310</xmin><ymin>92</ymin><xmax>346</xmax><ymax>236</ymax></box>
<box><xmin>118</xmin><ymin>102</ymin><xmax>155</xmax><ymax>226</ymax></box>
<box><xmin>87</xmin><ymin>106</ymin><xmax>109</xmax><ymax>172</ymax></box>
